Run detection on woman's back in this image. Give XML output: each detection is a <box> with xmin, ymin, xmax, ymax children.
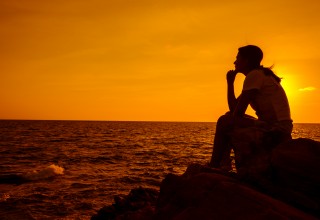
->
<box><xmin>244</xmin><ymin>69</ymin><xmax>291</xmax><ymax>122</ymax></box>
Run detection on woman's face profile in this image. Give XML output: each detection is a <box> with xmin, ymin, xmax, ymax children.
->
<box><xmin>234</xmin><ymin>53</ymin><xmax>248</xmax><ymax>73</ymax></box>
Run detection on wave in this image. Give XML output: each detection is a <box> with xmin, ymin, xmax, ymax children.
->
<box><xmin>24</xmin><ymin>164</ymin><xmax>64</xmax><ymax>180</ymax></box>
<box><xmin>0</xmin><ymin>164</ymin><xmax>64</xmax><ymax>184</ymax></box>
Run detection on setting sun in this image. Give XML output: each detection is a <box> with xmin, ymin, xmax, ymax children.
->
<box><xmin>274</xmin><ymin>66</ymin><xmax>299</xmax><ymax>98</ymax></box>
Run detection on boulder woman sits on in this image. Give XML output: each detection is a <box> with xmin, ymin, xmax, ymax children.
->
<box><xmin>209</xmin><ymin>45</ymin><xmax>292</xmax><ymax>175</ymax></box>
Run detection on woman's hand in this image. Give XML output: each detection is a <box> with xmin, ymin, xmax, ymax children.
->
<box><xmin>226</xmin><ymin>70</ymin><xmax>238</xmax><ymax>84</ymax></box>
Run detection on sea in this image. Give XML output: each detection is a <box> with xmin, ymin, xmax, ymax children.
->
<box><xmin>0</xmin><ymin>120</ymin><xmax>319</xmax><ymax>220</ymax></box>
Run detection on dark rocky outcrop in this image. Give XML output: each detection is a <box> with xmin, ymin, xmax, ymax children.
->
<box><xmin>155</xmin><ymin>164</ymin><xmax>318</xmax><ymax>220</ymax></box>
<box><xmin>270</xmin><ymin>138</ymin><xmax>320</xmax><ymax>215</ymax></box>
<box><xmin>92</xmin><ymin>138</ymin><xmax>320</xmax><ymax>219</ymax></box>
<box><xmin>91</xmin><ymin>187</ymin><xmax>159</xmax><ymax>220</ymax></box>
<box><xmin>0</xmin><ymin>174</ymin><xmax>30</xmax><ymax>185</ymax></box>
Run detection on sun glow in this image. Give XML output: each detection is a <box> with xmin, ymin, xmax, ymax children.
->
<box><xmin>274</xmin><ymin>66</ymin><xmax>299</xmax><ymax>98</ymax></box>
<box><xmin>274</xmin><ymin>65</ymin><xmax>319</xmax><ymax>123</ymax></box>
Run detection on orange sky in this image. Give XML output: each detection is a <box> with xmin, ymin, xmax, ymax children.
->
<box><xmin>1</xmin><ymin>0</ymin><xmax>320</xmax><ymax>122</ymax></box>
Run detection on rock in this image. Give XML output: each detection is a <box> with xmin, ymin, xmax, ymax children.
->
<box><xmin>0</xmin><ymin>174</ymin><xmax>30</xmax><ymax>185</ymax></box>
<box><xmin>154</xmin><ymin>163</ymin><xmax>318</xmax><ymax>220</ymax></box>
<box><xmin>91</xmin><ymin>187</ymin><xmax>158</xmax><ymax>220</ymax></box>
<box><xmin>270</xmin><ymin>138</ymin><xmax>320</xmax><ymax>215</ymax></box>
<box><xmin>92</xmin><ymin>138</ymin><xmax>320</xmax><ymax>220</ymax></box>
<box><xmin>271</xmin><ymin>138</ymin><xmax>320</xmax><ymax>191</ymax></box>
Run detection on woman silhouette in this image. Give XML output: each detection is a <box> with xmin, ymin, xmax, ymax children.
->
<box><xmin>210</xmin><ymin>45</ymin><xmax>292</xmax><ymax>171</ymax></box>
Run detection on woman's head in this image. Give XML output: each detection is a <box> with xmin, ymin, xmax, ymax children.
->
<box><xmin>234</xmin><ymin>45</ymin><xmax>281</xmax><ymax>82</ymax></box>
<box><xmin>234</xmin><ymin>45</ymin><xmax>263</xmax><ymax>73</ymax></box>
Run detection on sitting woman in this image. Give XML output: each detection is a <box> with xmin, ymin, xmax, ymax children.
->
<box><xmin>209</xmin><ymin>45</ymin><xmax>292</xmax><ymax>172</ymax></box>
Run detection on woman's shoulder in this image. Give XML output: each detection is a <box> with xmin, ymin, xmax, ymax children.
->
<box><xmin>246</xmin><ymin>68</ymin><xmax>265</xmax><ymax>80</ymax></box>
<box><xmin>248</xmin><ymin>68</ymin><xmax>264</xmax><ymax>76</ymax></box>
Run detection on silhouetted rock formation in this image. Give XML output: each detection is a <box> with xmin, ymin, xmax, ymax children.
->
<box><xmin>91</xmin><ymin>187</ymin><xmax>158</xmax><ymax>220</ymax></box>
<box><xmin>92</xmin><ymin>138</ymin><xmax>320</xmax><ymax>220</ymax></box>
<box><xmin>0</xmin><ymin>174</ymin><xmax>30</xmax><ymax>185</ymax></box>
<box><xmin>270</xmin><ymin>138</ymin><xmax>320</xmax><ymax>214</ymax></box>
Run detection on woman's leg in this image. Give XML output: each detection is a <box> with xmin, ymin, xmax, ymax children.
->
<box><xmin>210</xmin><ymin>114</ymin><xmax>257</xmax><ymax>169</ymax></box>
<box><xmin>210</xmin><ymin>113</ymin><xmax>233</xmax><ymax>168</ymax></box>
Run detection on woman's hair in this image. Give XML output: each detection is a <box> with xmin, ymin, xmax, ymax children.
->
<box><xmin>238</xmin><ymin>45</ymin><xmax>263</xmax><ymax>68</ymax></box>
<box><xmin>238</xmin><ymin>45</ymin><xmax>281</xmax><ymax>83</ymax></box>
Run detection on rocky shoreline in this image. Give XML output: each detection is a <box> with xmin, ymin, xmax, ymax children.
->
<box><xmin>92</xmin><ymin>138</ymin><xmax>320</xmax><ymax>220</ymax></box>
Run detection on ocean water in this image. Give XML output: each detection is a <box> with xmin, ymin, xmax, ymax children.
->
<box><xmin>0</xmin><ymin>120</ymin><xmax>319</xmax><ymax>219</ymax></box>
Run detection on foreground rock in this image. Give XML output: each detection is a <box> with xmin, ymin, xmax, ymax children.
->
<box><xmin>91</xmin><ymin>187</ymin><xmax>158</xmax><ymax>220</ymax></box>
<box><xmin>92</xmin><ymin>138</ymin><xmax>320</xmax><ymax>219</ymax></box>
<box><xmin>271</xmin><ymin>138</ymin><xmax>320</xmax><ymax>211</ymax></box>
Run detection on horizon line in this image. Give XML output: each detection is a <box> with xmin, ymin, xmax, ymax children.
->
<box><xmin>0</xmin><ymin>119</ymin><xmax>319</xmax><ymax>124</ymax></box>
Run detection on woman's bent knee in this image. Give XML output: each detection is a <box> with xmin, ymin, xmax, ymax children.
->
<box><xmin>217</xmin><ymin>113</ymin><xmax>233</xmax><ymax>126</ymax></box>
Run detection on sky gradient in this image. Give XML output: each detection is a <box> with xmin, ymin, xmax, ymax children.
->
<box><xmin>1</xmin><ymin>0</ymin><xmax>320</xmax><ymax>122</ymax></box>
